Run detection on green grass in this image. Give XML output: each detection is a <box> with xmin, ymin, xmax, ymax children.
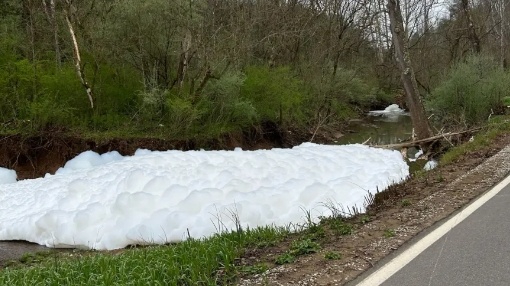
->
<box><xmin>0</xmin><ymin>227</ymin><xmax>289</xmax><ymax>285</ymax></box>
<box><xmin>440</xmin><ymin>116</ymin><xmax>510</xmax><ymax>165</ymax></box>
<box><xmin>502</xmin><ymin>97</ymin><xmax>510</xmax><ymax>107</ymax></box>
<box><xmin>330</xmin><ymin>219</ymin><xmax>354</xmax><ymax>236</ymax></box>
<box><xmin>324</xmin><ymin>251</ymin><xmax>342</xmax><ymax>260</ymax></box>
<box><xmin>274</xmin><ymin>238</ymin><xmax>321</xmax><ymax>265</ymax></box>
<box><xmin>384</xmin><ymin>229</ymin><xmax>396</xmax><ymax>238</ymax></box>
<box><xmin>400</xmin><ymin>199</ymin><xmax>411</xmax><ymax>207</ymax></box>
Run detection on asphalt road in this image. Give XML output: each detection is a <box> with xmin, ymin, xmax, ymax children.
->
<box><xmin>354</xmin><ymin>178</ymin><xmax>510</xmax><ymax>286</ymax></box>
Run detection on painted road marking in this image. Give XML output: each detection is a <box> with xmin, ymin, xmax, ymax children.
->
<box><xmin>356</xmin><ymin>174</ymin><xmax>510</xmax><ymax>286</ymax></box>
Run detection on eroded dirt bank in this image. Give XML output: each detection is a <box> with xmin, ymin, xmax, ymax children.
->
<box><xmin>0</xmin><ymin>123</ymin><xmax>301</xmax><ymax>180</ymax></box>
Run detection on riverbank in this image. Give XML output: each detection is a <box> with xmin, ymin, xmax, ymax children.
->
<box><xmin>0</xmin><ymin>117</ymin><xmax>509</xmax><ymax>285</ymax></box>
<box><xmin>0</xmin><ymin>121</ymin><xmax>328</xmax><ymax>180</ymax></box>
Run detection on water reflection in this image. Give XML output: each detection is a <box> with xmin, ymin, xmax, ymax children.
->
<box><xmin>336</xmin><ymin>113</ymin><xmax>413</xmax><ymax>146</ymax></box>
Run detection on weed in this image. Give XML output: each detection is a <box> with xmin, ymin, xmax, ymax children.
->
<box><xmin>384</xmin><ymin>229</ymin><xmax>396</xmax><ymax>238</ymax></box>
<box><xmin>359</xmin><ymin>215</ymin><xmax>371</xmax><ymax>224</ymax></box>
<box><xmin>275</xmin><ymin>252</ymin><xmax>296</xmax><ymax>265</ymax></box>
<box><xmin>240</xmin><ymin>263</ymin><xmax>269</xmax><ymax>275</ymax></box>
<box><xmin>331</xmin><ymin>220</ymin><xmax>354</xmax><ymax>236</ymax></box>
<box><xmin>400</xmin><ymin>199</ymin><xmax>411</xmax><ymax>207</ymax></box>
<box><xmin>290</xmin><ymin>238</ymin><xmax>321</xmax><ymax>256</ymax></box>
<box><xmin>324</xmin><ymin>251</ymin><xmax>342</xmax><ymax>260</ymax></box>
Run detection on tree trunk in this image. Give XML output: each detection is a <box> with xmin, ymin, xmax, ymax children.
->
<box><xmin>387</xmin><ymin>0</ymin><xmax>433</xmax><ymax>142</ymax></box>
<box><xmin>43</xmin><ymin>0</ymin><xmax>61</xmax><ymax>67</ymax></box>
<box><xmin>64</xmin><ymin>1</ymin><xmax>94</xmax><ymax>109</ymax></box>
<box><xmin>178</xmin><ymin>29</ymin><xmax>192</xmax><ymax>89</ymax></box>
<box><xmin>460</xmin><ymin>0</ymin><xmax>481</xmax><ymax>54</ymax></box>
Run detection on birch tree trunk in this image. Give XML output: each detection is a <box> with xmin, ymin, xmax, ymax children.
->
<box><xmin>387</xmin><ymin>0</ymin><xmax>433</xmax><ymax>142</ymax></box>
<box><xmin>64</xmin><ymin>0</ymin><xmax>94</xmax><ymax>109</ymax></box>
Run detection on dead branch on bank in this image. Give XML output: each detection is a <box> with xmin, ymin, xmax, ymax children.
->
<box><xmin>372</xmin><ymin>127</ymin><xmax>482</xmax><ymax>149</ymax></box>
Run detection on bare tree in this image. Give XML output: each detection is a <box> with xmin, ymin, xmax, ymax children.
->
<box><xmin>489</xmin><ymin>0</ymin><xmax>508</xmax><ymax>67</ymax></box>
<box><xmin>64</xmin><ymin>0</ymin><xmax>94</xmax><ymax>109</ymax></box>
<box><xmin>387</xmin><ymin>0</ymin><xmax>433</xmax><ymax>142</ymax></box>
<box><xmin>42</xmin><ymin>0</ymin><xmax>61</xmax><ymax>67</ymax></box>
<box><xmin>460</xmin><ymin>0</ymin><xmax>481</xmax><ymax>53</ymax></box>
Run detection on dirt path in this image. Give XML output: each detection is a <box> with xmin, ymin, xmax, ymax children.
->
<box><xmin>238</xmin><ymin>134</ymin><xmax>510</xmax><ymax>285</ymax></box>
<box><xmin>0</xmin><ymin>242</ymin><xmax>47</xmax><ymax>265</ymax></box>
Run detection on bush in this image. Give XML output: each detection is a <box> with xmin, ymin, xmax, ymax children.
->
<box><xmin>241</xmin><ymin>65</ymin><xmax>306</xmax><ymax>126</ymax></box>
<box><xmin>427</xmin><ymin>55</ymin><xmax>510</xmax><ymax>127</ymax></box>
<box><xmin>199</xmin><ymin>71</ymin><xmax>258</xmax><ymax>130</ymax></box>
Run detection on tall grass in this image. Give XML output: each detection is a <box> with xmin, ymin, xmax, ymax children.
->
<box><xmin>0</xmin><ymin>226</ymin><xmax>290</xmax><ymax>285</ymax></box>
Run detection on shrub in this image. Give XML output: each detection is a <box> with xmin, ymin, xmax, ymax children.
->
<box><xmin>199</xmin><ymin>71</ymin><xmax>258</xmax><ymax>130</ymax></box>
<box><xmin>241</xmin><ymin>65</ymin><xmax>306</xmax><ymax>126</ymax></box>
<box><xmin>427</xmin><ymin>55</ymin><xmax>510</xmax><ymax>127</ymax></box>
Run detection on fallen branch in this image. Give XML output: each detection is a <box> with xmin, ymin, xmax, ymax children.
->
<box><xmin>372</xmin><ymin>127</ymin><xmax>482</xmax><ymax>149</ymax></box>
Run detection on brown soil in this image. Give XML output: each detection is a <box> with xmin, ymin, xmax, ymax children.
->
<box><xmin>0</xmin><ymin>122</ymin><xmax>314</xmax><ymax>180</ymax></box>
<box><xmin>238</xmin><ymin>134</ymin><xmax>510</xmax><ymax>286</ymax></box>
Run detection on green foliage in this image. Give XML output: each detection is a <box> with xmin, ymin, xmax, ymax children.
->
<box><xmin>241</xmin><ymin>65</ymin><xmax>306</xmax><ymax>126</ymax></box>
<box><xmin>400</xmin><ymin>199</ymin><xmax>411</xmax><ymax>207</ymax></box>
<box><xmin>239</xmin><ymin>263</ymin><xmax>269</xmax><ymax>275</ymax></box>
<box><xmin>359</xmin><ymin>215</ymin><xmax>371</xmax><ymax>224</ymax></box>
<box><xmin>274</xmin><ymin>237</ymin><xmax>321</xmax><ymax>265</ymax></box>
<box><xmin>384</xmin><ymin>229</ymin><xmax>396</xmax><ymax>238</ymax></box>
<box><xmin>332</xmin><ymin>68</ymin><xmax>383</xmax><ymax>108</ymax></box>
<box><xmin>0</xmin><ymin>224</ymin><xmax>290</xmax><ymax>285</ymax></box>
<box><xmin>199</xmin><ymin>71</ymin><xmax>258</xmax><ymax>130</ymax></box>
<box><xmin>503</xmin><ymin>97</ymin><xmax>510</xmax><ymax>107</ymax></box>
<box><xmin>331</xmin><ymin>220</ymin><xmax>354</xmax><ymax>236</ymax></box>
<box><xmin>275</xmin><ymin>252</ymin><xmax>296</xmax><ymax>265</ymax></box>
<box><xmin>440</xmin><ymin>115</ymin><xmax>510</xmax><ymax>164</ymax></box>
<box><xmin>427</xmin><ymin>55</ymin><xmax>510</xmax><ymax>127</ymax></box>
<box><xmin>290</xmin><ymin>238</ymin><xmax>321</xmax><ymax>256</ymax></box>
<box><xmin>324</xmin><ymin>251</ymin><xmax>342</xmax><ymax>260</ymax></box>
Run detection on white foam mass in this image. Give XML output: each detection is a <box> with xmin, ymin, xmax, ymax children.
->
<box><xmin>0</xmin><ymin>167</ymin><xmax>17</xmax><ymax>185</ymax></box>
<box><xmin>368</xmin><ymin>104</ymin><xmax>407</xmax><ymax>116</ymax></box>
<box><xmin>424</xmin><ymin>160</ymin><xmax>438</xmax><ymax>171</ymax></box>
<box><xmin>0</xmin><ymin>143</ymin><xmax>409</xmax><ymax>250</ymax></box>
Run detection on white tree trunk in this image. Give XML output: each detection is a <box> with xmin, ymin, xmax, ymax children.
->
<box><xmin>64</xmin><ymin>2</ymin><xmax>94</xmax><ymax>109</ymax></box>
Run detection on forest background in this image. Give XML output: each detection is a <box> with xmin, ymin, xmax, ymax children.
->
<box><xmin>1</xmin><ymin>0</ymin><xmax>509</xmax><ymax>142</ymax></box>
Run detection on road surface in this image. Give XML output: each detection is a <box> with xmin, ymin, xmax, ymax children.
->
<box><xmin>352</xmin><ymin>174</ymin><xmax>510</xmax><ymax>286</ymax></box>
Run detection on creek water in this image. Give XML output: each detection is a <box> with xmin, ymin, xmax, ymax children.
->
<box><xmin>336</xmin><ymin>112</ymin><xmax>413</xmax><ymax>146</ymax></box>
<box><xmin>335</xmin><ymin>106</ymin><xmax>430</xmax><ymax>173</ymax></box>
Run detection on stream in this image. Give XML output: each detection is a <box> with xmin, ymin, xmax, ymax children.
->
<box><xmin>336</xmin><ymin>104</ymin><xmax>431</xmax><ymax>173</ymax></box>
<box><xmin>336</xmin><ymin>113</ymin><xmax>413</xmax><ymax>146</ymax></box>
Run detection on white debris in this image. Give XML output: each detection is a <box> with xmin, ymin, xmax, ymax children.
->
<box><xmin>424</xmin><ymin>160</ymin><xmax>438</xmax><ymax>171</ymax></box>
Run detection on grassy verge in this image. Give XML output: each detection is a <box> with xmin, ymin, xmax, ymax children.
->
<box><xmin>0</xmin><ymin>226</ymin><xmax>289</xmax><ymax>285</ymax></box>
<box><xmin>440</xmin><ymin>115</ymin><xmax>510</xmax><ymax>165</ymax></box>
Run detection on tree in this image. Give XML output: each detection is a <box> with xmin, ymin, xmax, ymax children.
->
<box><xmin>64</xmin><ymin>0</ymin><xmax>94</xmax><ymax>109</ymax></box>
<box><xmin>459</xmin><ymin>0</ymin><xmax>482</xmax><ymax>53</ymax></box>
<box><xmin>387</xmin><ymin>0</ymin><xmax>433</xmax><ymax>142</ymax></box>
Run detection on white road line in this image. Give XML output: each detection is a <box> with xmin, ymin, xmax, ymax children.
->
<box><xmin>356</xmin><ymin>174</ymin><xmax>510</xmax><ymax>286</ymax></box>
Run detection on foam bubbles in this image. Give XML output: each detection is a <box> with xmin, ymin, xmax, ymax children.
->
<box><xmin>424</xmin><ymin>160</ymin><xmax>438</xmax><ymax>171</ymax></box>
<box><xmin>0</xmin><ymin>167</ymin><xmax>17</xmax><ymax>185</ymax></box>
<box><xmin>0</xmin><ymin>143</ymin><xmax>409</xmax><ymax>250</ymax></box>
